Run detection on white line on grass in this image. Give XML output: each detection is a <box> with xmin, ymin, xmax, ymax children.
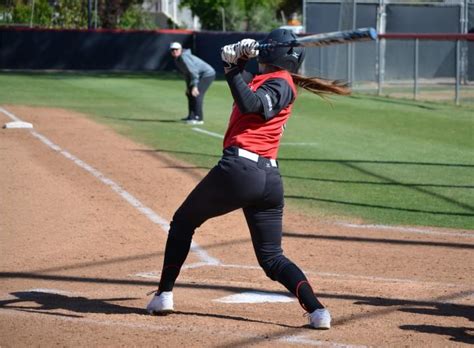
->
<box><xmin>339</xmin><ymin>223</ymin><xmax>474</xmax><ymax>238</ymax></box>
<box><xmin>191</xmin><ymin>127</ymin><xmax>317</xmax><ymax>146</ymax></box>
<box><xmin>192</xmin><ymin>127</ymin><xmax>223</xmax><ymax>139</ymax></box>
<box><xmin>0</xmin><ymin>107</ymin><xmax>220</xmax><ymax>266</ymax></box>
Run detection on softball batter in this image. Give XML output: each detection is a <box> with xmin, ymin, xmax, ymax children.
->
<box><xmin>147</xmin><ymin>29</ymin><xmax>350</xmax><ymax>329</ymax></box>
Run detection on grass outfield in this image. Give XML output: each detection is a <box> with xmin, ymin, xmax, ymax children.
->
<box><xmin>1</xmin><ymin>71</ymin><xmax>473</xmax><ymax>230</ymax></box>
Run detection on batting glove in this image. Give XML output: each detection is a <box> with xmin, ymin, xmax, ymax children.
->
<box><xmin>221</xmin><ymin>43</ymin><xmax>241</xmax><ymax>65</ymax></box>
<box><xmin>239</xmin><ymin>39</ymin><xmax>259</xmax><ymax>59</ymax></box>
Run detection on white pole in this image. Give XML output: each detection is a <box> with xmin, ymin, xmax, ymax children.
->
<box><xmin>221</xmin><ymin>7</ymin><xmax>225</xmax><ymax>32</ymax></box>
<box><xmin>302</xmin><ymin>0</ymin><xmax>306</xmax><ymax>33</ymax></box>
<box><xmin>302</xmin><ymin>0</ymin><xmax>307</xmax><ymax>75</ymax></box>
<box><xmin>376</xmin><ymin>0</ymin><xmax>386</xmax><ymax>96</ymax></box>
<box><xmin>173</xmin><ymin>0</ymin><xmax>177</xmax><ymax>28</ymax></box>
<box><xmin>29</xmin><ymin>0</ymin><xmax>35</xmax><ymax>27</ymax></box>
<box><xmin>455</xmin><ymin>40</ymin><xmax>461</xmax><ymax>105</ymax></box>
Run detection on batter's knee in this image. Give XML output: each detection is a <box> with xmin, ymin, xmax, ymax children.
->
<box><xmin>168</xmin><ymin>218</ymin><xmax>196</xmax><ymax>241</ymax></box>
<box><xmin>258</xmin><ymin>254</ymin><xmax>291</xmax><ymax>281</ymax></box>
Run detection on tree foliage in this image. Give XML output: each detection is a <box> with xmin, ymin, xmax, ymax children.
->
<box><xmin>277</xmin><ymin>0</ymin><xmax>301</xmax><ymax>18</ymax></box>
<box><xmin>180</xmin><ymin>0</ymin><xmax>284</xmax><ymax>32</ymax></box>
<box><xmin>1</xmin><ymin>0</ymin><xmax>156</xmax><ymax>29</ymax></box>
<box><xmin>12</xmin><ymin>0</ymin><xmax>52</xmax><ymax>26</ymax></box>
<box><xmin>53</xmin><ymin>0</ymin><xmax>87</xmax><ymax>28</ymax></box>
<box><xmin>97</xmin><ymin>0</ymin><xmax>146</xmax><ymax>28</ymax></box>
<box><xmin>120</xmin><ymin>4</ymin><xmax>155</xmax><ymax>29</ymax></box>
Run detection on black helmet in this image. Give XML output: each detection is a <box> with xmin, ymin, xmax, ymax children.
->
<box><xmin>257</xmin><ymin>29</ymin><xmax>305</xmax><ymax>73</ymax></box>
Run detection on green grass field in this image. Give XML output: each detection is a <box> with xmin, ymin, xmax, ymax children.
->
<box><xmin>1</xmin><ymin>72</ymin><xmax>473</xmax><ymax>229</ymax></box>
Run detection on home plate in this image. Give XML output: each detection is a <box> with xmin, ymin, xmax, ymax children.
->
<box><xmin>214</xmin><ymin>291</ymin><xmax>294</xmax><ymax>304</ymax></box>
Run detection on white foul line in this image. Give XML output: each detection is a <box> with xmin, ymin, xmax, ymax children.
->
<box><xmin>0</xmin><ymin>107</ymin><xmax>220</xmax><ymax>266</ymax></box>
<box><xmin>0</xmin><ymin>107</ymin><xmax>22</xmax><ymax>122</ymax></box>
<box><xmin>191</xmin><ymin>127</ymin><xmax>317</xmax><ymax>146</ymax></box>
<box><xmin>192</xmin><ymin>127</ymin><xmax>223</xmax><ymax>139</ymax></box>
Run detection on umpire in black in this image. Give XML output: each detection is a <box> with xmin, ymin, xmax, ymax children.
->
<box><xmin>170</xmin><ymin>42</ymin><xmax>216</xmax><ymax>125</ymax></box>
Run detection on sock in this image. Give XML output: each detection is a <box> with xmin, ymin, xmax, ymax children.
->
<box><xmin>276</xmin><ymin>263</ymin><xmax>324</xmax><ymax>312</ymax></box>
<box><xmin>158</xmin><ymin>234</ymin><xmax>192</xmax><ymax>293</ymax></box>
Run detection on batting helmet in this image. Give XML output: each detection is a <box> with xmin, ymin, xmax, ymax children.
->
<box><xmin>257</xmin><ymin>29</ymin><xmax>305</xmax><ymax>73</ymax></box>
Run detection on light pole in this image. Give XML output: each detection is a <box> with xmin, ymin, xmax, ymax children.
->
<box><xmin>29</xmin><ymin>0</ymin><xmax>35</xmax><ymax>27</ymax></box>
<box><xmin>221</xmin><ymin>7</ymin><xmax>225</xmax><ymax>32</ymax></box>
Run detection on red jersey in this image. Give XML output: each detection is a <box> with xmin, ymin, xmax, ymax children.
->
<box><xmin>223</xmin><ymin>70</ymin><xmax>297</xmax><ymax>160</ymax></box>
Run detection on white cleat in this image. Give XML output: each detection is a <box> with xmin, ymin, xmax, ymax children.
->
<box><xmin>308</xmin><ymin>308</ymin><xmax>331</xmax><ymax>329</ymax></box>
<box><xmin>185</xmin><ymin>119</ymin><xmax>204</xmax><ymax>125</ymax></box>
<box><xmin>146</xmin><ymin>291</ymin><xmax>174</xmax><ymax>315</ymax></box>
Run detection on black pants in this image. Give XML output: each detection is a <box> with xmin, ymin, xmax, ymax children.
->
<box><xmin>186</xmin><ymin>75</ymin><xmax>215</xmax><ymax>120</ymax></box>
<box><xmin>158</xmin><ymin>147</ymin><xmax>323</xmax><ymax>312</ymax></box>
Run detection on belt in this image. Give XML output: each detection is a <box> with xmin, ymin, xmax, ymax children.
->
<box><xmin>237</xmin><ymin>148</ymin><xmax>278</xmax><ymax>168</ymax></box>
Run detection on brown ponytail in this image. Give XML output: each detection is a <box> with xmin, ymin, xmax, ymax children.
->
<box><xmin>290</xmin><ymin>73</ymin><xmax>351</xmax><ymax>97</ymax></box>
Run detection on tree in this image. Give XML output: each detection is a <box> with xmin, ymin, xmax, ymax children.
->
<box><xmin>179</xmin><ymin>0</ymin><xmax>226</xmax><ymax>30</ymax></box>
<box><xmin>97</xmin><ymin>0</ymin><xmax>146</xmax><ymax>29</ymax></box>
<box><xmin>181</xmin><ymin>0</ymin><xmax>284</xmax><ymax>32</ymax></box>
<box><xmin>0</xmin><ymin>0</ymin><xmax>155</xmax><ymax>29</ymax></box>
<box><xmin>241</xmin><ymin>0</ymin><xmax>281</xmax><ymax>32</ymax></box>
<box><xmin>277</xmin><ymin>0</ymin><xmax>301</xmax><ymax>18</ymax></box>
<box><xmin>119</xmin><ymin>4</ymin><xmax>155</xmax><ymax>29</ymax></box>
<box><xmin>53</xmin><ymin>0</ymin><xmax>87</xmax><ymax>28</ymax></box>
<box><xmin>11</xmin><ymin>0</ymin><xmax>53</xmax><ymax>27</ymax></box>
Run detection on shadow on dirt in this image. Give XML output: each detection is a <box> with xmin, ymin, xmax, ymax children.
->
<box><xmin>0</xmin><ymin>291</ymin><xmax>144</xmax><ymax>317</ymax></box>
<box><xmin>338</xmin><ymin>292</ymin><xmax>474</xmax><ymax>345</ymax></box>
<box><xmin>283</xmin><ymin>231</ymin><xmax>474</xmax><ymax>250</ymax></box>
<box><xmin>0</xmin><ymin>290</ymin><xmax>299</xmax><ymax>330</ymax></box>
<box><xmin>399</xmin><ymin>324</ymin><xmax>474</xmax><ymax>345</ymax></box>
<box><xmin>174</xmin><ymin>310</ymin><xmax>299</xmax><ymax>329</ymax></box>
<box><xmin>0</xmin><ymin>274</ymin><xmax>472</xmax><ymax>344</ymax></box>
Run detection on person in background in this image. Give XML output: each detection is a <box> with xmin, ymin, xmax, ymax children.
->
<box><xmin>169</xmin><ymin>42</ymin><xmax>216</xmax><ymax>125</ymax></box>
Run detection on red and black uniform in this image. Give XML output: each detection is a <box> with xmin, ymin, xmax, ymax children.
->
<box><xmin>224</xmin><ymin>69</ymin><xmax>296</xmax><ymax>159</ymax></box>
<box><xmin>158</xmin><ymin>60</ymin><xmax>323</xmax><ymax>313</ymax></box>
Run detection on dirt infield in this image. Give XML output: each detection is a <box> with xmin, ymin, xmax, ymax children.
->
<box><xmin>1</xmin><ymin>105</ymin><xmax>473</xmax><ymax>347</ymax></box>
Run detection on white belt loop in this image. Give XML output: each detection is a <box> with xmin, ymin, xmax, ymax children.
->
<box><xmin>237</xmin><ymin>148</ymin><xmax>277</xmax><ymax>168</ymax></box>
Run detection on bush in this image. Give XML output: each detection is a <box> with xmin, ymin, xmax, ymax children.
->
<box><xmin>119</xmin><ymin>4</ymin><xmax>156</xmax><ymax>30</ymax></box>
<box><xmin>12</xmin><ymin>0</ymin><xmax>52</xmax><ymax>26</ymax></box>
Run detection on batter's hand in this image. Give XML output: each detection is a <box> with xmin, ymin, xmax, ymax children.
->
<box><xmin>221</xmin><ymin>43</ymin><xmax>242</xmax><ymax>65</ymax></box>
<box><xmin>191</xmin><ymin>86</ymin><xmax>199</xmax><ymax>97</ymax></box>
<box><xmin>239</xmin><ymin>39</ymin><xmax>259</xmax><ymax>59</ymax></box>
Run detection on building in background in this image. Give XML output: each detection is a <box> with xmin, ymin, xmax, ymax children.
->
<box><xmin>143</xmin><ymin>0</ymin><xmax>200</xmax><ymax>29</ymax></box>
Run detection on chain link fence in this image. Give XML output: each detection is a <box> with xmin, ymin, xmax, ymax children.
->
<box><xmin>303</xmin><ymin>0</ymin><xmax>474</xmax><ymax>104</ymax></box>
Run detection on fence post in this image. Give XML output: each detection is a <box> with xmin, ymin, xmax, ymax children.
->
<box><xmin>347</xmin><ymin>45</ymin><xmax>352</xmax><ymax>84</ymax></box>
<box><xmin>455</xmin><ymin>39</ymin><xmax>460</xmax><ymax>105</ymax></box>
<box><xmin>377</xmin><ymin>38</ymin><xmax>383</xmax><ymax>96</ymax></box>
<box><xmin>319</xmin><ymin>47</ymin><xmax>323</xmax><ymax>77</ymax></box>
<box><xmin>351</xmin><ymin>0</ymin><xmax>357</xmax><ymax>85</ymax></box>
<box><xmin>413</xmin><ymin>38</ymin><xmax>419</xmax><ymax>100</ymax></box>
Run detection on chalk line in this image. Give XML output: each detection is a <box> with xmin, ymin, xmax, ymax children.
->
<box><xmin>0</xmin><ymin>107</ymin><xmax>219</xmax><ymax>266</ymax></box>
<box><xmin>191</xmin><ymin>127</ymin><xmax>317</xmax><ymax>146</ymax></box>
